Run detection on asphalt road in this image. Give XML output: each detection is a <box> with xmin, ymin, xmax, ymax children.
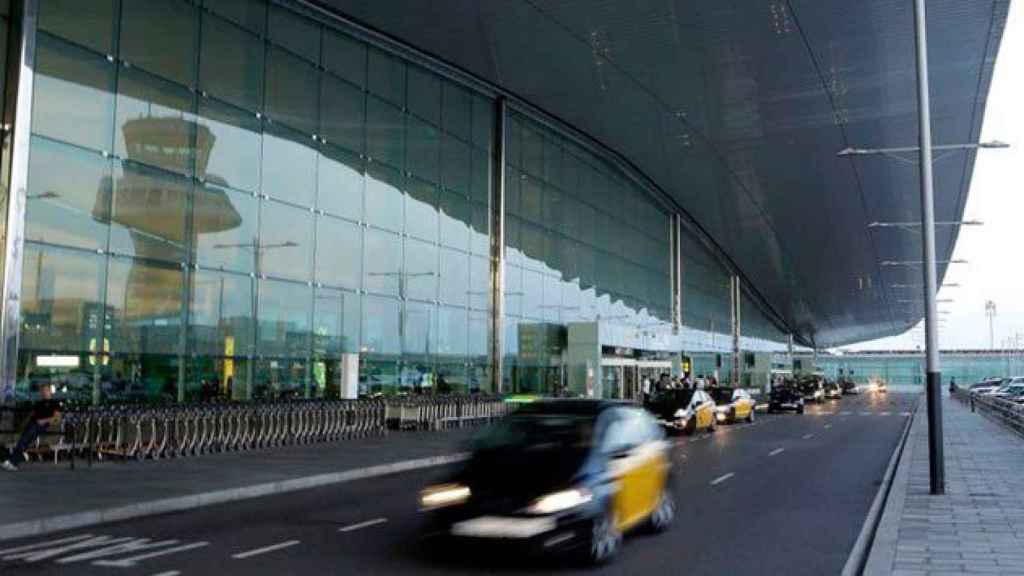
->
<box><xmin>0</xmin><ymin>392</ymin><xmax>915</xmax><ymax>576</ymax></box>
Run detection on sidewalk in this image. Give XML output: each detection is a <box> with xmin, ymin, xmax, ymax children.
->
<box><xmin>0</xmin><ymin>428</ymin><xmax>474</xmax><ymax>541</ymax></box>
<box><xmin>865</xmin><ymin>394</ymin><xmax>1024</xmax><ymax>575</ymax></box>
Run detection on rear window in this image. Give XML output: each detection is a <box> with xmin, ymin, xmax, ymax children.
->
<box><xmin>472</xmin><ymin>414</ymin><xmax>595</xmax><ymax>452</ymax></box>
<box><xmin>707</xmin><ymin>388</ymin><xmax>734</xmax><ymax>403</ymax></box>
<box><xmin>650</xmin><ymin>389</ymin><xmax>696</xmax><ymax>405</ymax></box>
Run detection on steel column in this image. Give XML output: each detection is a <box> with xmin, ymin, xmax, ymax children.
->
<box><xmin>671</xmin><ymin>214</ymin><xmax>683</xmax><ymax>334</ymax></box>
<box><xmin>913</xmin><ymin>0</ymin><xmax>945</xmax><ymax>495</ymax></box>
<box><xmin>731</xmin><ymin>276</ymin><xmax>741</xmax><ymax>386</ymax></box>
<box><xmin>489</xmin><ymin>97</ymin><xmax>507</xmax><ymax>394</ymax></box>
<box><xmin>0</xmin><ymin>0</ymin><xmax>37</xmax><ymax>402</ymax></box>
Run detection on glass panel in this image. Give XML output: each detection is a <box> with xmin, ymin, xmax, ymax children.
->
<box><xmin>323</xmin><ymin>29</ymin><xmax>366</xmax><ymax>88</ymax></box>
<box><xmin>407</xmin><ymin>115</ymin><xmax>440</xmax><ymax>184</ymax></box>
<box><xmin>317</xmin><ymin>144</ymin><xmax>363</xmax><ymax>221</ymax></box>
<box><xmin>265</xmin><ymin>47</ymin><xmax>319</xmax><ymax>136</ymax></box>
<box><xmin>105</xmin><ymin>355</ymin><xmax>179</xmax><ymax>404</ymax></box>
<box><xmin>313</xmin><ymin>287</ymin><xmax>358</xmax><ymax>357</ymax></box>
<box><xmin>403</xmin><ymin>301</ymin><xmax>436</xmax><ymax>356</ymax></box>
<box><xmin>106</xmin><ymin>257</ymin><xmax>183</xmax><ymax>355</ymax></box>
<box><xmin>366</xmin><ymin>96</ymin><xmax>404</xmax><ymax>169</ymax></box>
<box><xmin>442</xmin><ymin>133</ymin><xmax>471</xmax><ymax>194</ymax></box>
<box><xmin>315</xmin><ymin>215</ymin><xmax>362</xmax><ymax>290</ymax></box>
<box><xmin>320</xmin><ymin>73</ymin><xmax>364</xmax><ymax>154</ymax></box>
<box><xmin>187</xmin><ymin>356</ymin><xmax>250</xmax><ymax>401</ymax></box>
<box><xmin>439</xmin><ymin>191</ymin><xmax>469</xmax><ymax>250</ymax></box>
<box><xmin>367</xmin><ymin>48</ymin><xmax>404</xmax><ymax>107</ymax></box>
<box><xmin>121</xmin><ymin>0</ymin><xmax>197</xmax><ymax>86</ymax></box>
<box><xmin>259</xmin><ymin>199</ymin><xmax>314</xmax><ymax>281</ymax></box>
<box><xmin>362</xmin><ymin>295</ymin><xmax>400</xmax><ymax>355</ymax></box>
<box><xmin>404</xmin><ymin>178</ymin><xmax>438</xmax><ymax>243</ymax></box>
<box><xmin>261</xmin><ymin>123</ymin><xmax>317</xmax><ymax>207</ymax></box>
<box><xmin>443</xmin><ymin>82</ymin><xmax>471</xmax><ymax>142</ymax></box>
<box><xmin>469</xmin><ymin>255</ymin><xmax>489</xmax><ymax>311</ymax></box>
<box><xmin>254</xmin><ymin>357</ymin><xmax>307</xmax><ymax>400</ymax></box>
<box><xmin>192</xmin><ymin>183</ymin><xmax>258</xmax><ymax>274</ymax></box>
<box><xmin>196</xmin><ymin>98</ymin><xmax>261</xmax><ymax>192</ymax></box>
<box><xmin>439</xmin><ymin>248</ymin><xmax>468</xmax><ymax>306</ymax></box>
<box><xmin>39</xmin><ymin>0</ymin><xmax>116</xmax><ymax>54</ymax></box>
<box><xmin>206</xmin><ymin>0</ymin><xmax>266</xmax><ymax>35</ymax></box>
<box><xmin>268</xmin><ymin>3</ymin><xmax>320</xmax><ymax>64</ymax></box>
<box><xmin>403</xmin><ymin>238</ymin><xmax>438</xmax><ymax>302</ymax></box>
<box><xmin>33</xmin><ymin>34</ymin><xmax>115</xmax><ymax>153</ymax></box>
<box><xmin>505</xmin><ymin>264</ymin><xmax>522</xmax><ymax>317</ymax></box>
<box><xmin>115</xmin><ymin>67</ymin><xmax>196</xmax><ymax>177</ymax></box>
<box><xmin>472</xmin><ymin>94</ymin><xmax>494</xmax><ymax>150</ymax></box>
<box><xmin>189</xmin><ymin>269</ymin><xmax>254</xmax><ymax>357</ymax></box>
<box><xmin>26</xmin><ymin>137</ymin><xmax>112</xmax><ymax>252</ymax></box>
<box><xmin>437</xmin><ymin>306</ymin><xmax>467</xmax><ymax>357</ymax></box>
<box><xmin>470</xmin><ymin>148</ymin><xmax>491</xmax><ymax>205</ymax></box>
<box><xmin>108</xmin><ymin>161</ymin><xmax>190</xmax><ymax>263</ymax></box>
<box><xmin>408</xmin><ymin>66</ymin><xmax>440</xmax><ymax>126</ymax></box>
<box><xmin>199</xmin><ymin>13</ymin><xmax>264</xmax><ymax>113</ymax></box>
<box><xmin>470</xmin><ymin>201</ymin><xmax>489</xmax><ymax>256</ymax></box>
<box><xmin>20</xmin><ymin>245</ymin><xmax>106</xmax><ymax>353</ymax></box>
<box><xmin>364</xmin><ymin>162</ymin><xmax>404</xmax><ymax>232</ymax></box>
<box><xmin>257</xmin><ymin>278</ymin><xmax>311</xmax><ymax>357</ymax></box>
<box><xmin>469</xmin><ymin>309</ymin><xmax>489</xmax><ymax>358</ymax></box>
<box><xmin>362</xmin><ymin>228</ymin><xmax>401</xmax><ymax>297</ymax></box>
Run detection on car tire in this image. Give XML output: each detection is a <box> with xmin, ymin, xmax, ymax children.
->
<box><xmin>648</xmin><ymin>490</ymin><xmax>676</xmax><ymax>533</ymax></box>
<box><xmin>747</xmin><ymin>408</ymin><xmax>755</xmax><ymax>423</ymax></box>
<box><xmin>708</xmin><ymin>415</ymin><xmax>717</xmax><ymax>433</ymax></box>
<box><xmin>585</xmin><ymin>507</ymin><xmax>622</xmax><ymax>565</ymax></box>
<box><xmin>797</xmin><ymin>405</ymin><xmax>805</xmax><ymax>414</ymax></box>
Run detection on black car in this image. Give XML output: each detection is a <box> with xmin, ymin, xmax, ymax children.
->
<box><xmin>768</xmin><ymin>385</ymin><xmax>805</xmax><ymax>414</ymax></box>
<box><xmin>419</xmin><ymin>400</ymin><xmax>675</xmax><ymax>565</ymax></box>
<box><xmin>824</xmin><ymin>381</ymin><xmax>842</xmax><ymax>400</ymax></box>
<box><xmin>840</xmin><ymin>379</ymin><xmax>859</xmax><ymax>395</ymax></box>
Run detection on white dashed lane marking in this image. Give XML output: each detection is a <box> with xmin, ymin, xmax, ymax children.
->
<box><xmin>150</xmin><ymin>572</ymin><xmax>181</xmax><ymax>576</ymax></box>
<box><xmin>901</xmin><ymin>412</ymin><xmax>912</xmax><ymax>416</ymax></box>
<box><xmin>339</xmin><ymin>518</ymin><xmax>388</xmax><ymax>532</ymax></box>
<box><xmin>880</xmin><ymin>411</ymin><xmax>891</xmax><ymax>416</ymax></box>
<box><xmin>710</xmin><ymin>473</ymin><xmax>735</xmax><ymax>486</ymax></box>
<box><xmin>769</xmin><ymin>448</ymin><xmax>785</xmax><ymax>456</ymax></box>
<box><xmin>802</xmin><ymin>434</ymin><xmax>814</xmax><ymax>440</ymax></box>
<box><xmin>93</xmin><ymin>542</ymin><xmax>210</xmax><ymax>568</ymax></box>
<box><xmin>824</xmin><ymin>424</ymin><xmax>832</xmax><ymax>429</ymax></box>
<box><xmin>232</xmin><ymin>540</ymin><xmax>301</xmax><ymax>560</ymax></box>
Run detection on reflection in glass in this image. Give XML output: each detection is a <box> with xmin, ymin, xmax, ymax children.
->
<box><xmin>405</xmin><ymin>178</ymin><xmax>438</xmax><ymax>243</ymax></box>
<box><xmin>317</xmin><ymin>144</ymin><xmax>364</xmax><ymax>221</ymax></box>
<box><xmin>258</xmin><ymin>200</ymin><xmax>314</xmax><ymax>281</ymax></box>
<box><xmin>115</xmin><ymin>67</ymin><xmax>197</xmax><ymax>177</ymax></box>
<box><xmin>262</xmin><ymin>123</ymin><xmax>317</xmax><ymax>207</ymax></box>
<box><xmin>106</xmin><ymin>258</ymin><xmax>183</xmax><ymax>355</ymax></box>
<box><xmin>363</xmin><ymin>229</ymin><xmax>402</xmax><ymax>297</ymax></box>
<box><xmin>196</xmin><ymin>98</ymin><xmax>261</xmax><ymax>193</ymax></box>
<box><xmin>365</xmin><ymin>163</ymin><xmax>404</xmax><ymax>232</ymax></box>
<box><xmin>257</xmin><ymin>278</ymin><xmax>311</xmax><ymax>358</ymax></box>
<box><xmin>367</xmin><ymin>48</ymin><xmax>405</xmax><ymax>107</ymax></box>
<box><xmin>366</xmin><ymin>96</ymin><xmax>404</xmax><ymax>169</ymax></box>
<box><xmin>120</xmin><ymin>0</ymin><xmax>197</xmax><ymax>86</ymax></box>
<box><xmin>193</xmin><ymin>184</ymin><xmax>255</xmax><ymax>274</ymax></box>
<box><xmin>265</xmin><ymin>47</ymin><xmax>319</xmax><ymax>136</ymax></box>
<box><xmin>315</xmin><ymin>215</ymin><xmax>362</xmax><ymax>290</ymax></box>
<box><xmin>403</xmin><ymin>239</ymin><xmax>438</xmax><ymax>302</ymax></box>
<box><xmin>189</xmin><ymin>269</ymin><xmax>254</xmax><ymax>357</ymax></box>
<box><xmin>362</xmin><ymin>295</ymin><xmax>400</xmax><ymax>355</ymax></box>
<box><xmin>320</xmin><ymin>73</ymin><xmax>364</xmax><ymax>154</ymax></box>
<box><xmin>323</xmin><ymin>29</ymin><xmax>366</xmax><ymax>88</ymax></box>
<box><xmin>26</xmin><ymin>137</ymin><xmax>112</xmax><ymax>252</ymax></box>
<box><xmin>33</xmin><ymin>33</ymin><xmax>115</xmax><ymax>153</ymax></box>
<box><xmin>108</xmin><ymin>161</ymin><xmax>190</xmax><ymax>263</ymax></box>
<box><xmin>268</xmin><ymin>3</ymin><xmax>321</xmax><ymax>64</ymax></box>
<box><xmin>199</xmin><ymin>14</ymin><xmax>264</xmax><ymax>113</ymax></box>
<box><xmin>403</xmin><ymin>301</ymin><xmax>436</xmax><ymax>356</ymax></box>
<box><xmin>20</xmin><ymin>245</ymin><xmax>107</xmax><ymax>354</ymax></box>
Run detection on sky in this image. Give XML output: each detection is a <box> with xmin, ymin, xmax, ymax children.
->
<box><xmin>844</xmin><ymin>1</ymin><xmax>1023</xmax><ymax>352</ymax></box>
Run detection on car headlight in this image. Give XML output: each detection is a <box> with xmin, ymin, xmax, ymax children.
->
<box><xmin>419</xmin><ymin>483</ymin><xmax>471</xmax><ymax>510</ymax></box>
<box><xmin>673</xmin><ymin>408</ymin><xmax>689</xmax><ymax>418</ymax></box>
<box><xmin>526</xmin><ymin>488</ymin><xmax>593</xmax><ymax>515</ymax></box>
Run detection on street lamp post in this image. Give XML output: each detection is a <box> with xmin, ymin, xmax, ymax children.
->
<box><xmin>985</xmin><ymin>301</ymin><xmax>997</xmax><ymax>350</ymax></box>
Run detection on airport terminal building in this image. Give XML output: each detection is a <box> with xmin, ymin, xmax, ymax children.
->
<box><xmin>0</xmin><ymin>0</ymin><xmax>1007</xmax><ymax>404</ymax></box>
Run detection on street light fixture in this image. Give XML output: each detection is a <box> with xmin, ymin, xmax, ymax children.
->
<box><xmin>891</xmin><ymin>283</ymin><xmax>960</xmax><ymax>289</ymax></box>
<box><xmin>880</xmin><ymin>259</ymin><xmax>967</xmax><ymax>267</ymax></box>
<box><xmin>868</xmin><ymin>220</ymin><xmax>983</xmax><ymax>230</ymax></box>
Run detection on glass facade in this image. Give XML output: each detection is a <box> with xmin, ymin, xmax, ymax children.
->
<box><xmin>818</xmin><ymin>352</ymin><xmax>1024</xmax><ymax>390</ymax></box>
<box><xmin>4</xmin><ymin>0</ymin><xmax>788</xmax><ymax>405</ymax></box>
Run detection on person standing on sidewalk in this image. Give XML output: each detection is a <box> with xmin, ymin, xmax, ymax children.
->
<box><xmin>2</xmin><ymin>382</ymin><xmax>62</xmax><ymax>471</ymax></box>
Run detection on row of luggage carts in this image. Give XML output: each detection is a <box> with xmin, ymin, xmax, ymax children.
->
<box><xmin>56</xmin><ymin>399</ymin><xmax>387</xmax><ymax>464</ymax></box>
<box><xmin>385</xmin><ymin>394</ymin><xmax>512</xmax><ymax>431</ymax></box>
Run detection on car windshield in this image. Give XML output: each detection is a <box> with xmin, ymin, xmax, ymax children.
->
<box><xmin>471</xmin><ymin>414</ymin><xmax>595</xmax><ymax>452</ymax></box>
<box><xmin>707</xmin><ymin>388</ymin><xmax>735</xmax><ymax>404</ymax></box>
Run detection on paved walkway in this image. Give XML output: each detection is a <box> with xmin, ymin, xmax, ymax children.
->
<box><xmin>0</xmin><ymin>428</ymin><xmax>474</xmax><ymax>541</ymax></box>
<box><xmin>866</xmin><ymin>394</ymin><xmax>1024</xmax><ymax>575</ymax></box>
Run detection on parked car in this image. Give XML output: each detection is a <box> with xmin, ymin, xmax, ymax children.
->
<box><xmin>768</xmin><ymin>385</ymin><xmax>805</xmax><ymax>414</ymax></box>
<box><xmin>824</xmin><ymin>381</ymin><xmax>842</xmax><ymax>400</ymax></box>
<box><xmin>644</xmin><ymin>388</ymin><xmax>717</xmax><ymax>434</ymax></box>
<box><xmin>840</xmin><ymin>379</ymin><xmax>859</xmax><ymax>395</ymax></box>
<box><xmin>990</xmin><ymin>383</ymin><xmax>1024</xmax><ymax>401</ymax></box>
<box><xmin>418</xmin><ymin>400</ymin><xmax>675</xmax><ymax>565</ymax></box>
<box><xmin>969</xmin><ymin>378</ymin><xmax>1005</xmax><ymax>396</ymax></box>
<box><xmin>798</xmin><ymin>378</ymin><xmax>825</xmax><ymax>404</ymax></box>
<box><xmin>707</xmin><ymin>387</ymin><xmax>756</xmax><ymax>424</ymax></box>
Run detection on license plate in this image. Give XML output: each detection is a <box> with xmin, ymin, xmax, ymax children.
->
<box><xmin>451</xmin><ymin>516</ymin><xmax>556</xmax><ymax>538</ymax></box>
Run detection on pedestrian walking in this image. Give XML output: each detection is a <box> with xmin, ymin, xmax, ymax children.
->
<box><xmin>2</xmin><ymin>383</ymin><xmax>62</xmax><ymax>471</ymax></box>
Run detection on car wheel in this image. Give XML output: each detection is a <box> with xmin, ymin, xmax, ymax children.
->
<box><xmin>747</xmin><ymin>408</ymin><xmax>755</xmax><ymax>423</ymax></box>
<box><xmin>648</xmin><ymin>490</ymin><xmax>676</xmax><ymax>532</ymax></box>
<box><xmin>586</xmin><ymin>508</ymin><xmax>622</xmax><ymax>565</ymax></box>
<box><xmin>708</xmin><ymin>415</ymin><xmax>717</xmax><ymax>433</ymax></box>
<box><xmin>797</xmin><ymin>405</ymin><xmax>805</xmax><ymax>414</ymax></box>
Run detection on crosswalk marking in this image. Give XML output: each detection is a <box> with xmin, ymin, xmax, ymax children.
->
<box><xmin>5</xmin><ymin>536</ymin><xmax>135</xmax><ymax>563</ymax></box>
<box><xmin>802</xmin><ymin>434</ymin><xmax>814</xmax><ymax>440</ymax></box>
<box><xmin>93</xmin><ymin>542</ymin><xmax>210</xmax><ymax>568</ymax></box>
<box><xmin>57</xmin><ymin>539</ymin><xmax>180</xmax><ymax>564</ymax></box>
<box><xmin>0</xmin><ymin>534</ymin><xmax>96</xmax><ymax>556</ymax></box>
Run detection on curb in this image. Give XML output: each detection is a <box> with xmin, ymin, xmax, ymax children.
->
<box><xmin>841</xmin><ymin>395</ymin><xmax>919</xmax><ymax>576</ymax></box>
<box><xmin>0</xmin><ymin>452</ymin><xmax>468</xmax><ymax>543</ymax></box>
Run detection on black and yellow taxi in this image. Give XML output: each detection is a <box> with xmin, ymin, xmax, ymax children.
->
<box><xmin>707</xmin><ymin>387</ymin><xmax>756</xmax><ymax>424</ymax></box>
<box><xmin>418</xmin><ymin>400</ymin><xmax>674</xmax><ymax>564</ymax></box>
<box><xmin>644</xmin><ymin>388</ymin><xmax>718</xmax><ymax>434</ymax></box>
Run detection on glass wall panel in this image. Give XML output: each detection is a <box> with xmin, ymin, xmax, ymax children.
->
<box><xmin>365</xmin><ymin>163</ymin><xmax>404</xmax><ymax>232</ymax></box>
<box><xmin>196</xmin><ymin>98</ymin><xmax>262</xmax><ymax>193</ymax></box>
<box><xmin>367</xmin><ymin>48</ymin><xmax>405</xmax><ymax>108</ymax></box>
<box><xmin>317</xmin><ymin>143</ymin><xmax>364</xmax><ymax>221</ymax></box>
<box><xmin>362</xmin><ymin>295</ymin><xmax>400</xmax><ymax>355</ymax></box>
<box><xmin>199</xmin><ymin>13</ymin><xmax>264</xmax><ymax>113</ymax></box>
<box><xmin>265</xmin><ymin>46</ymin><xmax>319</xmax><ymax>135</ymax></box>
<box><xmin>115</xmin><ymin>67</ymin><xmax>197</xmax><ymax>177</ymax></box>
<box><xmin>363</xmin><ymin>229</ymin><xmax>401</xmax><ymax>297</ymax></box>
<box><xmin>315</xmin><ymin>215</ymin><xmax>362</xmax><ymax>290</ymax></box>
<box><xmin>268</xmin><ymin>3</ymin><xmax>321</xmax><ymax>64</ymax></box>
<box><xmin>105</xmin><ymin>257</ymin><xmax>184</xmax><ymax>356</ymax></box>
<box><xmin>207</xmin><ymin>0</ymin><xmax>266</xmax><ymax>36</ymax></box>
<box><xmin>323</xmin><ymin>29</ymin><xmax>365</xmax><ymax>88</ymax></box>
<box><xmin>320</xmin><ymin>74</ymin><xmax>364</xmax><ymax>154</ymax></box>
<box><xmin>262</xmin><ymin>123</ymin><xmax>317</xmax><ymax>207</ymax></box>
<box><xmin>189</xmin><ymin>269</ymin><xmax>254</xmax><ymax>357</ymax></box>
<box><xmin>20</xmin><ymin>244</ymin><xmax>107</xmax><ymax>354</ymax></box>
<box><xmin>405</xmin><ymin>178</ymin><xmax>439</xmax><ymax>243</ymax></box>
<box><xmin>26</xmin><ymin>137</ymin><xmax>112</xmax><ymax>252</ymax></box>
<box><xmin>366</xmin><ymin>96</ymin><xmax>405</xmax><ymax>169</ymax></box>
<box><xmin>193</xmin><ymin>183</ymin><xmax>259</xmax><ymax>274</ymax></box>
<box><xmin>258</xmin><ymin>199</ymin><xmax>314</xmax><ymax>281</ymax></box>
<box><xmin>121</xmin><ymin>0</ymin><xmax>197</xmax><ymax>86</ymax></box>
<box><xmin>108</xmin><ymin>161</ymin><xmax>190</xmax><ymax>263</ymax></box>
<box><xmin>39</xmin><ymin>0</ymin><xmax>116</xmax><ymax>55</ymax></box>
<box><xmin>33</xmin><ymin>33</ymin><xmax>115</xmax><ymax>153</ymax></box>
<box><xmin>257</xmin><ymin>278</ymin><xmax>311</xmax><ymax>358</ymax></box>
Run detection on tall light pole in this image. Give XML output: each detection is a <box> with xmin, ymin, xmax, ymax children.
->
<box><xmin>913</xmin><ymin>0</ymin><xmax>944</xmax><ymax>495</ymax></box>
<box><xmin>985</xmin><ymin>300</ymin><xmax>996</xmax><ymax>350</ymax></box>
